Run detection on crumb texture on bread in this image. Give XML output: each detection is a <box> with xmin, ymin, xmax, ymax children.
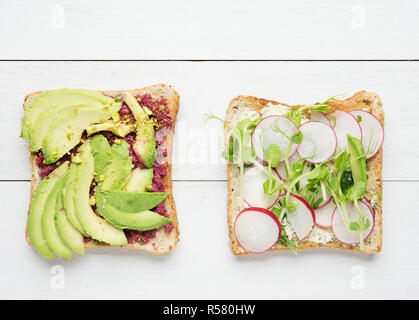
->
<box><xmin>25</xmin><ymin>84</ymin><xmax>180</xmax><ymax>255</ymax></box>
<box><xmin>225</xmin><ymin>91</ymin><xmax>383</xmax><ymax>255</ymax></box>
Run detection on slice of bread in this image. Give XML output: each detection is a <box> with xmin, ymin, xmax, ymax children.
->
<box><xmin>225</xmin><ymin>91</ymin><xmax>383</xmax><ymax>255</ymax></box>
<box><xmin>24</xmin><ymin>84</ymin><xmax>180</xmax><ymax>255</ymax></box>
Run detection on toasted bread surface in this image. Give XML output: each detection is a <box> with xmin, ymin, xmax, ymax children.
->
<box><xmin>225</xmin><ymin>91</ymin><xmax>383</xmax><ymax>255</ymax></box>
<box><xmin>24</xmin><ymin>84</ymin><xmax>180</xmax><ymax>255</ymax></box>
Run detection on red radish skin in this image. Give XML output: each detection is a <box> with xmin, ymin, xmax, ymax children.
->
<box><xmin>317</xmin><ymin>195</ymin><xmax>332</xmax><ymax>209</ymax></box>
<box><xmin>332</xmin><ymin>110</ymin><xmax>362</xmax><ymax>151</ymax></box>
<box><xmin>275</xmin><ymin>154</ymin><xmax>311</xmax><ymax>187</ymax></box>
<box><xmin>273</xmin><ymin>167</ymin><xmax>286</xmax><ymax>182</ymax></box>
<box><xmin>278</xmin><ymin>194</ymin><xmax>315</xmax><ymax>241</ymax></box>
<box><xmin>234</xmin><ymin>207</ymin><xmax>281</xmax><ymax>253</ymax></box>
<box><xmin>251</xmin><ymin>115</ymin><xmax>298</xmax><ymax>164</ymax></box>
<box><xmin>275</xmin><ymin>154</ymin><xmax>301</xmax><ymax>181</ymax></box>
<box><xmin>349</xmin><ymin>109</ymin><xmax>384</xmax><ymax>159</ymax></box>
<box><xmin>361</xmin><ymin>197</ymin><xmax>374</xmax><ymax>211</ymax></box>
<box><xmin>311</xmin><ymin>111</ymin><xmax>332</xmax><ymax>126</ymax></box>
<box><xmin>314</xmin><ymin>199</ymin><xmax>335</xmax><ymax>228</ymax></box>
<box><xmin>297</xmin><ymin>121</ymin><xmax>337</xmax><ymax>164</ymax></box>
<box><xmin>243</xmin><ymin>166</ymin><xmax>281</xmax><ymax>209</ymax></box>
<box><xmin>331</xmin><ymin>199</ymin><xmax>375</xmax><ymax>245</ymax></box>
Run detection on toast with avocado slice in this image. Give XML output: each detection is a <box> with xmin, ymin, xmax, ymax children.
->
<box><xmin>23</xmin><ymin>84</ymin><xmax>180</xmax><ymax>259</ymax></box>
<box><xmin>208</xmin><ymin>91</ymin><xmax>383</xmax><ymax>255</ymax></box>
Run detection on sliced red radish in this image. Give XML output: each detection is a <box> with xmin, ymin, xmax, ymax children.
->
<box><xmin>349</xmin><ymin>109</ymin><xmax>384</xmax><ymax>159</ymax></box>
<box><xmin>316</xmin><ymin>194</ymin><xmax>332</xmax><ymax>209</ymax></box>
<box><xmin>251</xmin><ymin>115</ymin><xmax>298</xmax><ymax>163</ymax></box>
<box><xmin>275</xmin><ymin>154</ymin><xmax>300</xmax><ymax>181</ymax></box>
<box><xmin>278</xmin><ymin>194</ymin><xmax>315</xmax><ymax>241</ymax></box>
<box><xmin>315</xmin><ymin>199</ymin><xmax>335</xmax><ymax>228</ymax></box>
<box><xmin>332</xmin><ymin>110</ymin><xmax>362</xmax><ymax>151</ymax></box>
<box><xmin>244</xmin><ymin>166</ymin><xmax>281</xmax><ymax>209</ymax></box>
<box><xmin>311</xmin><ymin>111</ymin><xmax>331</xmax><ymax>126</ymax></box>
<box><xmin>331</xmin><ymin>199</ymin><xmax>374</xmax><ymax>245</ymax></box>
<box><xmin>297</xmin><ymin>121</ymin><xmax>337</xmax><ymax>163</ymax></box>
<box><xmin>234</xmin><ymin>207</ymin><xmax>281</xmax><ymax>253</ymax></box>
<box><xmin>275</xmin><ymin>154</ymin><xmax>311</xmax><ymax>185</ymax></box>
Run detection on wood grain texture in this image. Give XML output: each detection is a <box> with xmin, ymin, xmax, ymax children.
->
<box><xmin>0</xmin><ymin>0</ymin><xmax>418</xmax><ymax>60</ymax></box>
<box><xmin>1</xmin><ymin>61</ymin><xmax>418</xmax><ymax>181</ymax></box>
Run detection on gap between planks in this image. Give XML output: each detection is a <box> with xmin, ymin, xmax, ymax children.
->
<box><xmin>0</xmin><ymin>59</ymin><xmax>418</xmax><ymax>62</ymax></box>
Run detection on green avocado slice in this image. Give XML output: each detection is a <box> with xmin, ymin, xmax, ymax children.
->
<box><xmin>22</xmin><ymin>88</ymin><xmax>119</xmax><ymax>141</ymax></box>
<box><xmin>27</xmin><ymin>162</ymin><xmax>69</xmax><ymax>259</ymax></box>
<box><xmin>30</xmin><ymin>104</ymin><xmax>103</xmax><ymax>152</ymax></box>
<box><xmin>41</xmin><ymin>165</ymin><xmax>72</xmax><ymax>260</ymax></box>
<box><xmin>124</xmin><ymin>92</ymin><xmax>156</xmax><ymax>168</ymax></box>
<box><xmin>62</xmin><ymin>164</ymin><xmax>86</xmax><ymax>234</ymax></box>
<box><xmin>96</xmin><ymin>192</ymin><xmax>172</xmax><ymax>231</ymax></box>
<box><xmin>347</xmin><ymin>134</ymin><xmax>367</xmax><ymax>183</ymax></box>
<box><xmin>86</xmin><ymin>121</ymin><xmax>134</xmax><ymax>137</ymax></box>
<box><xmin>56</xmin><ymin>184</ymin><xmax>85</xmax><ymax>256</ymax></box>
<box><xmin>123</xmin><ymin>168</ymin><xmax>154</xmax><ymax>192</ymax></box>
<box><xmin>133</xmin><ymin>124</ymin><xmax>156</xmax><ymax>169</ymax></box>
<box><xmin>42</xmin><ymin>107</ymin><xmax>117</xmax><ymax>164</ymax></box>
<box><xmin>90</xmin><ymin>134</ymin><xmax>132</xmax><ymax>190</ymax></box>
<box><xmin>96</xmin><ymin>189</ymin><xmax>167</xmax><ymax>213</ymax></box>
<box><xmin>73</xmin><ymin>141</ymin><xmax>128</xmax><ymax>246</ymax></box>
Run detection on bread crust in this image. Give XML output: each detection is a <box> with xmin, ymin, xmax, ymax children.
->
<box><xmin>225</xmin><ymin>91</ymin><xmax>383</xmax><ymax>255</ymax></box>
<box><xmin>24</xmin><ymin>84</ymin><xmax>180</xmax><ymax>255</ymax></box>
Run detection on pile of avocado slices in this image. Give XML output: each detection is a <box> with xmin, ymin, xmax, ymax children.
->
<box><xmin>23</xmin><ymin>89</ymin><xmax>172</xmax><ymax>260</ymax></box>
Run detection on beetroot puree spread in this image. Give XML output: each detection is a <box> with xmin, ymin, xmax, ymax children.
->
<box><xmin>37</xmin><ymin>93</ymin><xmax>173</xmax><ymax>245</ymax></box>
<box><xmin>121</xmin><ymin>94</ymin><xmax>173</xmax><ymax>244</ymax></box>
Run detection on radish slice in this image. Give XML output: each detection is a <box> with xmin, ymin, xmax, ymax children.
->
<box><xmin>331</xmin><ymin>199</ymin><xmax>374</xmax><ymax>245</ymax></box>
<box><xmin>244</xmin><ymin>166</ymin><xmax>280</xmax><ymax>209</ymax></box>
<box><xmin>251</xmin><ymin>115</ymin><xmax>298</xmax><ymax>163</ymax></box>
<box><xmin>316</xmin><ymin>194</ymin><xmax>332</xmax><ymax>209</ymax></box>
<box><xmin>332</xmin><ymin>110</ymin><xmax>362</xmax><ymax>151</ymax></box>
<box><xmin>349</xmin><ymin>109</ymin><xmax>384</xmax><ymax>159</ymax></box>
<box><xmin>315</xmin><ymin>199</ymin><xmax>335</xmax><ymax>228</ymax></box>
<box><xmin>278</xmin><ymin>194</ymin><xmax>315</xmax><ymax>240</ymax></box>
<box><xmin>311</xmin><ymin>111</ymin><xmax>331</xmax><ymax>126</ymax></box>
<box><xmin>275</xmin><ymin>154</ymin><xmax>311</xmax><ymax>185</ymax></box>
<box><xmin>297</xmin><ymin>121</ymin><xmax>337</xmax><ymax>163</ymax></box>
<box><xmin>234</xmin><ymin>208</ymin><xmax>281</xmax><ymax>253</ymax></box>
<box><xmin>275</xmin><ymin>154</ymin><xmax>300</xmax><ymax>181</ymax></box>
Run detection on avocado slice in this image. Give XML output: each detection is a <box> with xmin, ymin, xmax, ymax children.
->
<box><xmin>62</xmin><ymin>164</ymin><xmax>86</xmax><ymax>234</ymax></box>
<box><xmin>96</xmin><ymin>192</ymin><xmax>172</xmax><ymax>231</ymax></box>
<box><xmin>90</xmin><ymin>135</ymin><xmax>132</xmax><ymax>190</ymax></box>
<box><xmin>73</xmin><ymin>141</ymin><xmax>128</xmax><ymax>246</ymax></box>
<box><xmin>347</xmin><ymin>134</ymin><xmax>367</xmax><ymax>183</ymax></box>
<box><xmin>22</xmin><ymin>88</ymin><xmax>119</xmax><ymax>141</ymax></box>
<box><xmin>123</xmin><ymin>168</ymin><xmax>154</xmax><ymax>192</ymax></box>
<box><xmin>42</xmin><ymin>107</ymin><xmax>118</xmax><ymax>164</ymax></box>
<box><xmin>124</xmin><ymin>92</ymin><xmax>156</xmax><ymax>168</ymax></box>
<box><xmin>56</xmin><ymin>184</ymin><xmax>85</xmax><ymax>256</ymax></box>
<box><xmin>90</xmin><ymin>134</ymin><xmax>112</xmax><ymax>181</ymax></box>
<box><xmin>41</xmin><ymin>168</ymin><xmax>73</xmax><ymax>260</ymax></box>
<box><xmin>27</xmin><ymin>162</ymin><xmax>69</xmax><ymax>259</ymax></box>
<box><xmin>133</xmin><ymin>125</ymin><xmax>156</xmax><ymax>169</ymax></box>
<box><xmin>86</xmin><ymin>121</ymin><xmax>134</xmax><ymax>137</ymax></box>
<box><xmin>96</xmin><ymin>189</ymin><xmax>167</xmax><ymax>213</ymax></box>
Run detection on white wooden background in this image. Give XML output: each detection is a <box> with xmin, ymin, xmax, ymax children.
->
<box><xmin>1</xmin><ymin>0</ymin><xmax>419</xmax><ymax>300</ymax></box>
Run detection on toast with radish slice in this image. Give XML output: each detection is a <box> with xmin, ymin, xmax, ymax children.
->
<box><xmin>223</xmin><ymin>91</ymin><xmax>383</xmax><ymax>255</ymax></box>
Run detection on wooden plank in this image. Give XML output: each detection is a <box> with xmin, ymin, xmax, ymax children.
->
<box><xmin>2</xmin><ymin>180</ymin><xmax>418</xmax><ymax>299</ymax></box>
<box><xmin>1</xmin><ymin>61</ymin><xmax>418</xmax><ymax>181</ymax></box>
<box><xmin>0</xmin><ymin>0</ymin><xmax>418</xmax><ymax>60</ymax></box>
